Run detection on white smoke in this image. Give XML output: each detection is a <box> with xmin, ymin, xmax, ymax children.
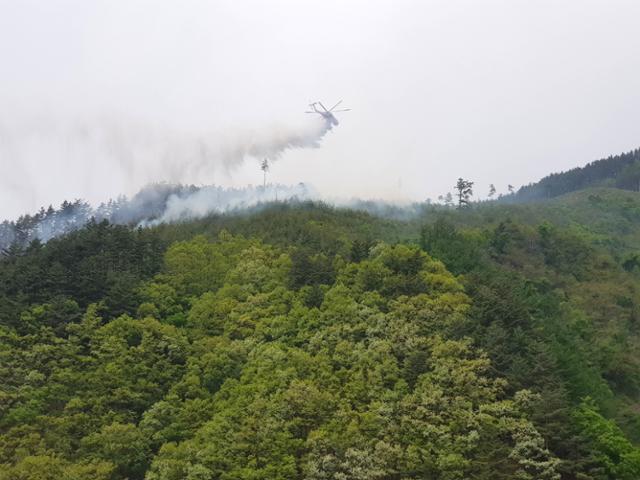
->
<box><xmin>0</xmin><ymin>181</ymin><xmax>426</xmax><ymax>253</ymax></box>
<box><xmin>143</xmin><ymin>183</ymin><xmax>314</xmax><ymax>226</ymax></box>
<box><xmin>0</xmin><ymin>182</ymin><xmax>320</xmax><ymax>251</ymax></box>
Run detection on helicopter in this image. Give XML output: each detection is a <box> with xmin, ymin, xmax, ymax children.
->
<box><xmin>305</xmin><ymin>100</ymin><xmax>351</xmax><ymax>126</ymax></box>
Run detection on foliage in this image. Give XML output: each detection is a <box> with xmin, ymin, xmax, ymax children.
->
<box><xmin>1</xmin><ymin>187</ymin><xmax>640</xmax><ymax>479</ymax></box>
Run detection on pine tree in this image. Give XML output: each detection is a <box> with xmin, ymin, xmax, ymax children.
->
<box><xmin>455</xmin><ymin>178</ymin><xmax>474</xmax><ymax>208</ymax></box>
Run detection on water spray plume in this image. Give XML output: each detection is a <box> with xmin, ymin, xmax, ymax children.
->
<box><xmin>0</xmin><ymin>101</ymin><xmax>351</xmax><ymax>247</ymax></box>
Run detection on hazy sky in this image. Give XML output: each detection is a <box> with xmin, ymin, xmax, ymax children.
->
<box><xmin>1</xmin><ymin>0</ymin><xmax>639</xmax><ymax>219</ymax></box>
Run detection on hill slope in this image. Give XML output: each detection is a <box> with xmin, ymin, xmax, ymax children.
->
<box><xmin>511</xmin><ymin>148</ymin><xmax>640</xmax><ymax>202</ymax></box>
<box><xmin>1</xmin><ymin>192</ymin><xmax>640</xmax><ymax>479</ymax></box>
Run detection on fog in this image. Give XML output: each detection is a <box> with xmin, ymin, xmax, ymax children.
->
<box><xmin>1</xmin><ymin>0</ymin><xmax>640</xmax><ymax>220</ymax></box>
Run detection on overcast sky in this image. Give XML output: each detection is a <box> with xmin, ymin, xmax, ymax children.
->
<box><xmin>1</xmin><ymin>0</ymin><xmax>639</xmax><ymax>219</ymax></box>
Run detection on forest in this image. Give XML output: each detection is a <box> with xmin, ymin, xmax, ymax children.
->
<box><xmin>511</xmin><ymin>148</ymin><xmax>640</xmax><ymax>202</ymax></box>
<box><xmin>1</xmin><ymin>184</ymin><xmax>640</xmax><ymax>479</ymax></box>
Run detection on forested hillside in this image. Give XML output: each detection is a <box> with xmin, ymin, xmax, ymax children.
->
<box><xmin>1</xmin><ymin>189</ymin><xmax>640</xmax><ymax>479</ymax></box>
<box><xmin>512</xmin><ymin>148</ymin><xmax>640</xmax><ymax>202</ymax></box>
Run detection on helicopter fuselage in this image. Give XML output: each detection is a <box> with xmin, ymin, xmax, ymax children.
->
<box><xmin>318</xmin><ymin>111</ymin><xmax>339</xmax><ymax>126</ymax></box>
<box><xmin>306</xmin><ymin>101</ymin><xmax>348</xmax><ymax>126</ymax></box>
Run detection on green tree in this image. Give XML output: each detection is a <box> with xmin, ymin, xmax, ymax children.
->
<box><xmin>80</xmin><ymin>423</ymin><xmax>150</xmax><ymax>479</ymax></box>
<box><xmin>573</xmin><ymin>398</ymin><xmax>640</xmax><ymax>479</ymax></box>
<box><xmin>455</xmin><ymin>178</ymin><xmax>474</xmax><ymax>208</ymax></box>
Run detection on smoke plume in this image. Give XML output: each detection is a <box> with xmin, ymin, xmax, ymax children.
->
<box><xmin>0</xmin><ymin>180</ymin><xmax>425</xmax><ymax>253</ymax></box>
<box><xmin>0</xmin><ymin>182</ymin><xmax>318</xmax><ymax>251</ymax></box>
<box><xmin>140</xmin><ymin>183</ymin><xmax>314</xmax><ymax>226</ymax></box>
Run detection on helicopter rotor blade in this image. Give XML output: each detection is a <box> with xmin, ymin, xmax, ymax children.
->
<box><xmin>332</xmin><ymin>108</ymin><xmax>351</xmax><ymax>112</ymax></box>
<box><xmin>329</xmin><ymin>100</ymin><xmax>343</xmax><ymax>111</ymax></box>
<box><xmin>318</xmin><ymin>102</ymin><xmax>328</xmax><ymax>112</ymax></box>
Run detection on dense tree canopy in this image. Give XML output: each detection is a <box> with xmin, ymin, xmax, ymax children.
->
<box><xmin>1</xmin><ymin>188</ymin><xmax>640</xmax><ymax>479</ymax></box>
